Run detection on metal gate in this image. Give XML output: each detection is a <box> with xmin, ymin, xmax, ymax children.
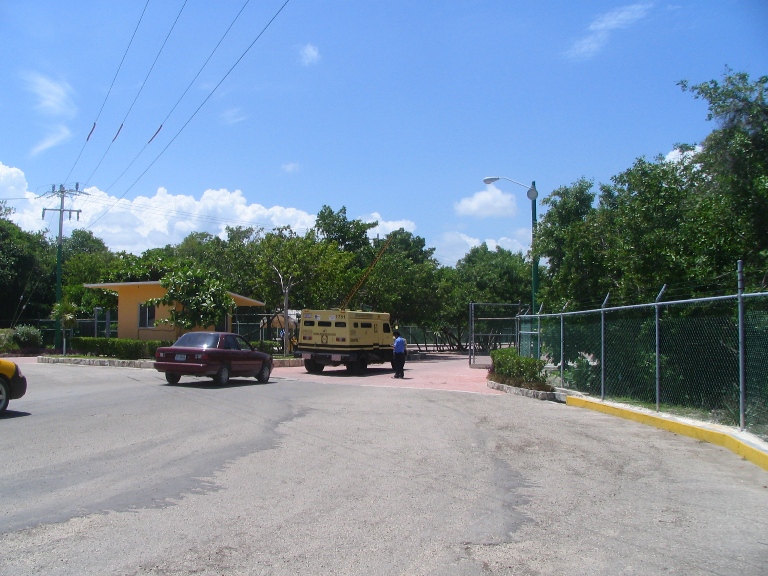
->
<box><xmin>468</xmin><ymin>302</ymin><xmax>521</xmax><ymax>367</ymax></box>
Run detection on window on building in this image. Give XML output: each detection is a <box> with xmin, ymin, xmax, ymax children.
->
<box><xmin>139</xmin><ymin>304</ymin><xmax>155</xmax><ymax>328</ymax></box>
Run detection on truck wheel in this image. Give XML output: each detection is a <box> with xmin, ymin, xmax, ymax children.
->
<box><xmin>0</xmin><ymin>378</ymin><xmax>9</xmax><ymax>413</ymax></box>
<box><xmin>346</xmin><ymin>362</ymin><xmax>359</xmax><ymax>374</ymax></box>
<box><xmin>165</xmin><ymin>373</ymin><xmax>181</xmax><ymax>385</ymax></box>
<box><xmin>213</xmin><ymin>365</ymin><xmax>230</xmax><ymax>385</ymax></box>
<box><xmin>304</xmin><ymin>359</ymin><xmax>324</xmax><ymax>374</ymax></box>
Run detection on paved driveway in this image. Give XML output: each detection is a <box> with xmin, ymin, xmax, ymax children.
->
<box><xmin>1</xmin><ymin>358</ymin><xmax>766</xmax><ymax>575</ymax></box>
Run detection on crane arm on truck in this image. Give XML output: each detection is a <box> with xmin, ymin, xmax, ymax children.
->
<box><xmin>339</xmin><ymin>236</ymin><xmax>393</xmax><ymax>310</ymax></box>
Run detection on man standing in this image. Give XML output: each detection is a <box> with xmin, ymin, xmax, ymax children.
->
<box><xmin>392</xmin><ymin>330</ymin><xmax>406</xmax><ymax>378</ymax></box>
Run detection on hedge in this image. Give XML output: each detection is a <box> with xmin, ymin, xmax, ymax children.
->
<box><xmin>489</xmin><ymin>347</ymin><xmax>550</xmax><ymax>390</ymax></box>
<box><xmin>69</xmin><ymin>337</ymin><xmax>173</xmax><ymax>360</ymax></box>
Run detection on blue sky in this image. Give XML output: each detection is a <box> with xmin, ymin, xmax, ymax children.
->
<box><xmin>1</xmin><ymin>1</ymin><xmax>766</xmax><ymax>265</ymax></box>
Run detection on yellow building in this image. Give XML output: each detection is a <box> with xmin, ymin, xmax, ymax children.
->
<box><xmin>84</xmin><ymin>281</ymin><xmax>265</xmax><ymax>341</ymax></box>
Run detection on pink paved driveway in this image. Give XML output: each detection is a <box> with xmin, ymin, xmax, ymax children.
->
<box><xmin>275</xmin><ymin>354</ymin><xmax>501</xmax><ymax>395</ymax></box>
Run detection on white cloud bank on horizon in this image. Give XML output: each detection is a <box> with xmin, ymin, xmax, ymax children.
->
<box><xmin>0</xmin><ymin>161</ymin><xmax>432</xmax><ymax>258</ymax></box>
<box><xmin>2</xmin><ymin>162</ymin><xmax>527</xmax><ymax>267</ymax></box>
<box><xmin>565</xmin><ymin>2</ymin><xmax>653</xmax><ymax>60</ymax></box>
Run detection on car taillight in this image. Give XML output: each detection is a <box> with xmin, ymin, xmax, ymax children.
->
<box><xmin>336</xmin><ymin>337</ymin><xmax>346</xmax><ymax>342</ymax></box>
<box><xmin>302</xmin><ymin>335</ymin><xmax>313</xmax><ymax>340</ymax></box>
<box><xmin>195</xmin><ymin>353</ymin><xmax>208</xmax><ymax>360</ymax></box>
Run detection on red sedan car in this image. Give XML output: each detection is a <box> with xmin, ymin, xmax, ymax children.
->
<box><xmin>154</xmin><ymin>332</ymin><xmax>272</xmax><ymax>385</ymax></box>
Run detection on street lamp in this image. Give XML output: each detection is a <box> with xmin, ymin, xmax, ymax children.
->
<box><xmin>482</xmin><ymin>176</ymin><xmax>539</xmax><ymax>315</ymax></box>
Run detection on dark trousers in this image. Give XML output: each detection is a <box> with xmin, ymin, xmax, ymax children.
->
<box><xmin>393</xmin><ymin>352</ymin><xmax>406</xmax><ymax>377</ymax></box>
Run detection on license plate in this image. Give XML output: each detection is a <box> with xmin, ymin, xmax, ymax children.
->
<box><xmin>331</xmin><ymin>354</ymin><xmax>341</xmax><ymax>361</ymax></box>
<box><xmin>302</xmin><ymin>353</ymin><xmax>310</xmax><ymax>359</ymax></box>
<box><xmin>175</xmin><ymin>354</ymin><xmax>186</xmax><ymax>361</ymax></box>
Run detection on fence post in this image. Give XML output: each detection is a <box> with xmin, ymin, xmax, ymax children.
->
<box><xmin>536</xmin><ymin>304</ymin><xmax>542</xmax><ymax>359</ymax></box>
<box><xmin>655</xmin><ymin>285</ymin><xmax>666</xmax><ymax>412</ymax></box>
<box><xmin>601</xmin><ymin>293</ymin><xmax>610</xmax><ymax>401</ymax></box>
<box><xmin>560</xmin><ymin>301</ymin><xmax>568</xmax><ymax>387</ymax></box>
<box><xmin>737</xmin><ymin>261</ymin><xmax>746</xmax><ymax>431</ymax></box>
<box><xmin>468</xmin><ymin>302</ymin><xmax>474</xmax><ymax>366</ymax></box>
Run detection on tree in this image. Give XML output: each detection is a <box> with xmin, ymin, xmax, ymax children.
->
<box><xmin>314</xmin><ymin>205</ymin><xmax>377</xmax><ymax>266</ymax></box>
<box><xmin>149</xmin><ymin>266</ymin><xmax>234</xmax><ymax>330</ymax></box>
<box><xmin>680</xmin><ymin>69</ymin><xmax>768</xmax><ymax>283</ymax></box>
<box><xmin>0</xmin><ymin>211</ymin><xmax>55</xmax><ymax>325</ymax></box>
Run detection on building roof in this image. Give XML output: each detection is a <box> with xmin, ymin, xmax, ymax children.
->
<box><xmin>84</xmin><ymin>281</ymin><xmax>265</xmax><ymax>307</ymax></box>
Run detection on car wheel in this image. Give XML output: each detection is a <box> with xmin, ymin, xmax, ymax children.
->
<box><xmin>256</xmin><ymin>363</ymin><xmax>271</xmax><ymax>383</ymax></box>
<box><xmin>0</xmin><ymin>378</ymin><xmax>9</xmax><ymax>413</ymax></box>
<box><xmin>165</xmin><ymin>373</ymin><xmax>181</xmax><ymax>385</ymax></box>
<box><xmin>213</xmin><ymin>365</ymin><xmax>230</xmax><ymax>385</ymax></box>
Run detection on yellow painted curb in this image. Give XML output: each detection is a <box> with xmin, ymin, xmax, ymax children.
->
<box><xmin>566</xmin><ymin>396</ymin><xmax>768</xmax><ymax>472</ymax></box>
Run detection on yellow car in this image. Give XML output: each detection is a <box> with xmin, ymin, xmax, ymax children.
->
<box><xmin>0</xmin><ymin>358</ymin><xmax>27</xmax><ymax>413</ymax></box>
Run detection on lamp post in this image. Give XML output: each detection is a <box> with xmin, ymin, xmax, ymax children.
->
<box><xmin>482</xmin><ymin>176</ymin><xmax>539</xmax><ymax>314</ymax></box>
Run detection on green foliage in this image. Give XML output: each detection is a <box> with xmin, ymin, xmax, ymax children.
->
<box><xmin>69</xmin><ymin>337</ymin><xmax>172</xmax><ymax>360</ymax></box>
<box><xmin>50</xmin><ymin>300</ymin><xmax>79</xmax><ymax>329</ymax></box>
<box><xmin>489</xmin><ymin>347</ymin><xmax>547</xmax><ymax>388</ymax></box>
<box><xmin>0</xmin><ymin>329</ymin><xmax>15</xmax><ymax>352</ymax></box>
<box><xmin>0</xmin><ymin>215</ymin><xmax>55</xmax><ymax>324</ymax></box>
<box><xmin>253</xmin><ymin>339</ymin><xmax>281</xmax><ymax>354</ymax></box>
<box><xmin>13</xmin><ymin>325</ymin><xmax>43</xmax><ymax>349</ymax></box>
<box><xmin>150</xmin><ymin>266</ymin><xmax>234</xmax><ymax>329</ymax></box>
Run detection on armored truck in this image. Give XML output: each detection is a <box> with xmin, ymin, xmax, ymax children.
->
<box><xmin>294</xmin><ymin>309</ymin><xmax>394</xmax><ymax>373</ymax></box>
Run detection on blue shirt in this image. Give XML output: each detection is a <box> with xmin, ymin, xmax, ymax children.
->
<box><xmin>393</xmin><ymin>336</ymin><xmax>406</xmax><ymax>353</ymax></box>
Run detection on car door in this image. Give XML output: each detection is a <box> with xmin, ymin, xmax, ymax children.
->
<box><xmin>222</xmin><ymin>334</ymin><xmax>248</xmax><ymax>376</ymax></box>
<box><xmin>235</xmin><ymin>335</ymin><xmax>262</xmax><ymax>376</ymax></box>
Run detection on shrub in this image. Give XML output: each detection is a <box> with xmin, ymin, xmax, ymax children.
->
<box><xmin>489</xmin><ymin>347</ymin><xmax>551</xmax><ymax>391</ymax></box>
<box><xmin>0</xmin><ymin>329</ymin><xmax>15</xmax><ymax>352</ymax></box>
<box><xmin>13</xmin><ymin>325</ymin><xmax>43</xmax><ymax>349</ymax></box>
<box><xmin>69</xmin><ymin>337</ymin><xmax>173</xmax><ymax>359</ymax></box>
<box><xmin>253</xmin><ymin>340</ymin><xmax>280</xmax><ymax>355</ymax></box>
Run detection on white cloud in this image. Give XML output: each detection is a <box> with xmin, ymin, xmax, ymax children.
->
<box><xmin>23</xmin><ymin>72</ymin><xmax>76</xmax><ymax>117</ymax></box>
<box><xmin>664</xmin><ymin>145</ymin><xmax>702</xmax><ymax>162</ymax></box>
<box><xmin>454</xmin><ymin>185</ymin><xmax>517</xmax><ymax>218</ymax></box>
<box><xmin>362</xmin><ymin>212</ymin><xmax>417</xmax><ymax>238</ymax></box>
<box><xmin>281</xmin><ymin>162</ymin><xmax>301</xmax><ymax>173</ymax></box>
<box><xmin>565</xmin><ymin>3</ymin><xmax>653</xmax><ymax>60</ymax></box>
<box><xmin>300</xmin><ymin>43</ymin><xmax>320</xmax><ymax>66</ymax></box>
<box><xmin>31</xmin><ymin>125</ymin><xmax>72</xmax><ymax>156</ymax></box>
<box><xmin>434</xmin><ymin>231</ymin><xmax>481</xmax><ymax>266</ymax></box>
<box><xmin>1</xmin><ymin>161</ymin><xmax>318</xmax><ymax>254</ymax></box>
<box><xmin>220</xmin><ymin>108</ymin><xmax>247</xmax><ymax>125</ymax></box>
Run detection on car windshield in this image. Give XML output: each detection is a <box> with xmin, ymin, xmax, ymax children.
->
<box><xmin>173</xmin><ymin>333</ymin><xmax>220</xmax><ymax>349</ymax></box>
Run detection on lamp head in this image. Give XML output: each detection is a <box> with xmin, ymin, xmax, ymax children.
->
<box><xmin>483</xmin><ymin>177</ymin><xmax>499</xmax><ymax>185</ymax></box>
<box><xmin>527</xmin><ymin>182</ymin><xmax>538</xmax><ymax>200</ymax></box>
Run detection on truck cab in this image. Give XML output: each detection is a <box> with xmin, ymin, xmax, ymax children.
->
<box><xmin>294</xmin><ymin>309</ymin><xmax>394</xmax><ymax>374</ymax></box>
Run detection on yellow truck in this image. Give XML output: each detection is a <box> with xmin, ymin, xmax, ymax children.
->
<box><xmin>294</xmin><ymin>309</ymin><xmax>394</xmax><ymax>373</ymax></box>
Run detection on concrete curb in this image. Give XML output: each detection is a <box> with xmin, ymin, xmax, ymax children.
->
<box><xmin>487</xmin><ymin>380</ymin><xmax>568</xmax><ymax>403</ymax></box>
<box><xmin>567</xmin><ymin>396</ymin><xmax>768</xmax><ymax>472</ymax></box>
<box><xmin>36</xmin><ymin>356</ymin><xmax>304</xmax><ymax>369</ymax></box>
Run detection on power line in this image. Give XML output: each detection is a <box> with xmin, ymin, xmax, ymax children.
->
<box><xmin>61</xmin><ymin>0</ymin><xmax>152</xmax><ymax>185</ymax></box>
<box><xmin>87</xmin><ymin>0</ymin><xmax>294</xmax><ymax>229</ymax></box>
<box><xmin>81</xmin><ymin>0</ymin><xmax>190</xmax><ymax>189</ymax></box>
<box><xmin>97</xmin><ymin>0</ymin><xmax>255</xmax><ymax>197</ymax></box>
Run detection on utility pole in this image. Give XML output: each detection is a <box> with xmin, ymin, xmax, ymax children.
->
<box><xmin>42</xmin><ymin>183</ymin><xmax>84</xmax><ymax>350</ymax></box>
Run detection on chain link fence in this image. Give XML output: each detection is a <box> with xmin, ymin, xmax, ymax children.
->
<box><xmin>520</xmin><ymin>291</ymin><xmax>768</xmax><ymax>441</ymax></box>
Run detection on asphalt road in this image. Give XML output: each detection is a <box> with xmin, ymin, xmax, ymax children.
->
<box><xmin>1</xmin><ymin>358</ymin><xmax>767</xmax><ymax>575</ymax></box>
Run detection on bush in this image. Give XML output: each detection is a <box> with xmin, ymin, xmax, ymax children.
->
<box><xmin>69</xmin><ymin>337</ymin><xmax>173</xmax><ymax>360</ymax></box>
<box><xmin>253</xmin><ymin>340</ymin><xmax>281</xmax><ymax>355</ymax></box>
<box><xmin>489</xmin><ymin>347</ymin><xmax>551</xmax><ymax>391</ymax></box>
<box><xmin>0</xmin><ymin>329</ymin><xmax>15</xmax><ymax>352</ymax></box>
<box><xmin>13</xmin><ymin>325</ymin><xmax>43</xmax><ymax>349</ymax></box>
